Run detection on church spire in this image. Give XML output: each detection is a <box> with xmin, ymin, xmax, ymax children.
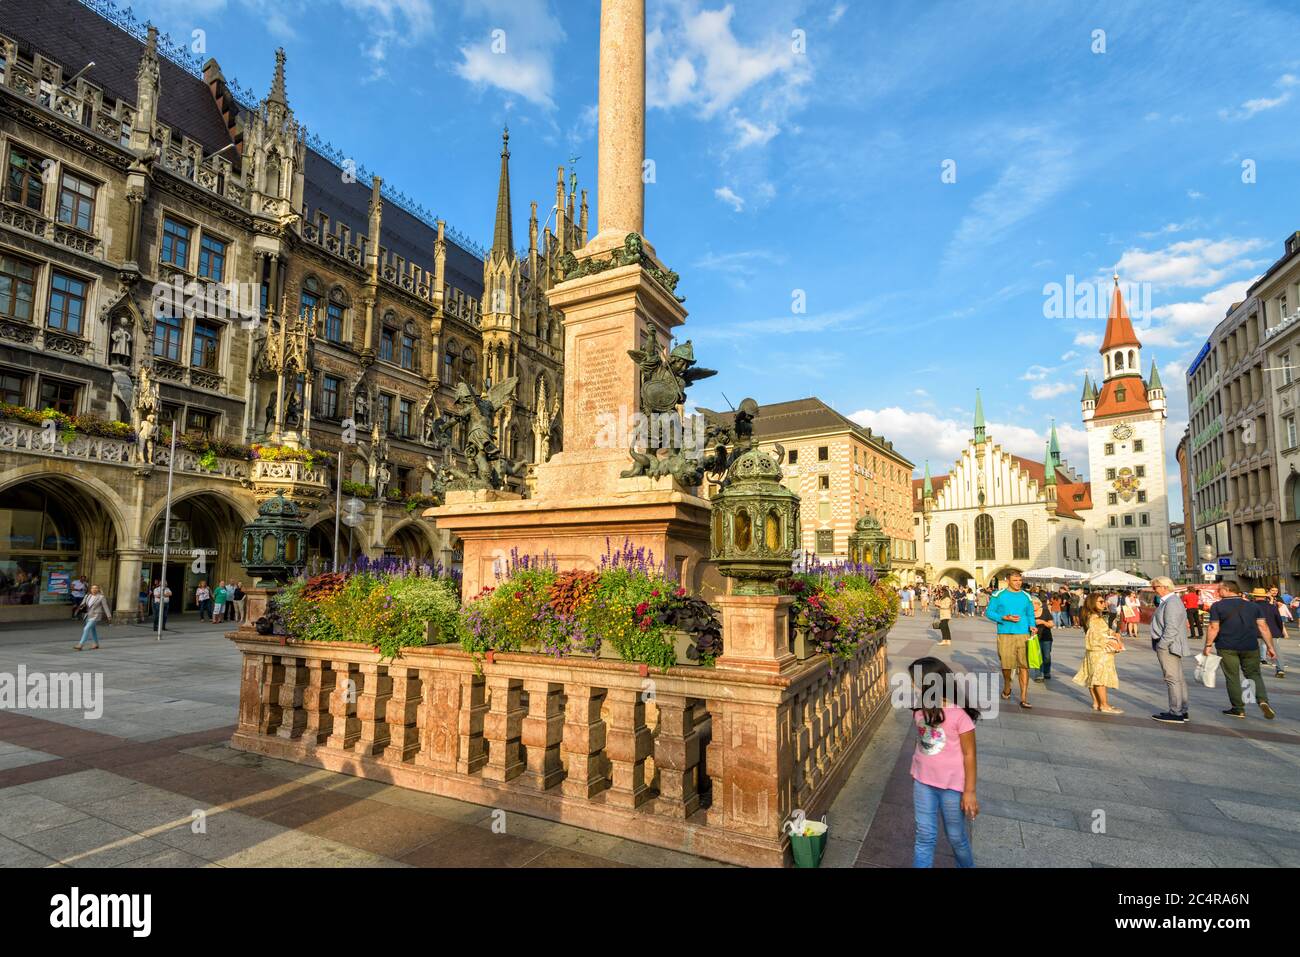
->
<box><xmin>268</xmin><ymin>48</ymin><xmax>288</xmax><ymax>106</ymax></box>
<box><xmin>1102</xmin><ymin>273</ymin><xmax>1141</xmax><ymax>353</ymax></box>
<box><xmin>491</xmin><ymin>127</ymin><xmax>514</xmax><ymax>256</ymax></box>
<box><xmin>1148</xmin><ymin>359</ymin><xmax>1163</xmax><ymax>391</ymax></box>
<box><xmin>1049</xmin><ymin>419</ymin><xmax>1061</xmax><ymax>463</ymax></box>
<box><xmin>973</xmin><ymin>389</ymin><xmax>986</xmax><ymax>445</ymax></box>
<box><xmin>1044</xmin><ymin>438</ymin><xmax>1056</xmax><ymax>486</ymax></box>
<box><xmin>923</xmin><ymin>461</ymin><xmax>933</xmax><ymax>498</ymax></box>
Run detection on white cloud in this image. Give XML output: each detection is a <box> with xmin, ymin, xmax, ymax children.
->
<box><xmin>848</xmin><ymin>407</ymin><xmax>1089</xmax><ymax>477</ymax></box>
<box><xmin>1021</xmin><ymin>365</ymin><xmax>1052</xmax><ymax>381</ymax></box>
<box><xmin>693</xmin><ymin>248</ymin><xmax>785</xmax><ymax>279</ymax></box>
<box><xmin>1137</xmin><ymin>280</ymin><xmax>1257</xmax><ymax>347</ymax></box>
<box><xmin>1030</xmin><ymin>382</ymin><xmax>1072</xmax><ymax>401</ymax></box>
<box><xmin>1113</xmin><ymin>237</ymin><xmax>1268</xmax><ymax>290</ymax></box>
<box><xmin>1219</xmin><ymin>74</ymin><xmax>1298</xmax><ymax>120</ymax></box>
<box><xmin>945</xmin><ymin>128</ymin><xmax>1074</xmax><ymax>266</ymax></box>
<box><xmin>454</xmin><ymin>0</ymin><xmax>565</xmax><ymax>109</ymax></box>
<box><xmin>1074</xmin><ymin>332</ymin><xmax>1100</xmax><ymax>347</ymax></box>
<box><xmin>1187</xmin><ymin>189</ymin><xmax>1204</xmax><ymax>200</ymax></box>
<box><xmin>829</xmin><ymin>3</ymin><xmax>848</xmax><ymax>25</ymax></box>
<box><xmin>341</xmin><ymin>0</ymin><xmax>435</xmax><ymax>82</ymax></box>
<box><xmin>1059</xmin><ymin>350</ymin><xmax>1079</xmax><ymax>361</ymax></box>
<box><xmin>714</xmin><ymin>186</ymin><xmax>745</xmax><ymax>212</ymax></box>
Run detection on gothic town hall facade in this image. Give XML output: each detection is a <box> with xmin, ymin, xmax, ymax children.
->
<box><xmin>0</xmin><ymin>0</ymin><xmax>584</xmax><ymax>620</ymax></box>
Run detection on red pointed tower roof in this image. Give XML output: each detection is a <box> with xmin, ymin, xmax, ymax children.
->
<box><xmin>1101</xmin><ymin>274</ymin><xmax>1142</xmax><ymax>351</ymax></box>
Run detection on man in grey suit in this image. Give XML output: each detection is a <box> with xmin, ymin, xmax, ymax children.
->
<box><xmin>1150</xmin><ymin>577</ymin><xmax>1192</xmax><ymax>724</ymax></box>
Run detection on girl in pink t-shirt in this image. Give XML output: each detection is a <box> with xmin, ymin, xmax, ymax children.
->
<box><xmin>909</xmin><ymin>656</ymin><xmax>980</xmax><ymax>868</ymax></box>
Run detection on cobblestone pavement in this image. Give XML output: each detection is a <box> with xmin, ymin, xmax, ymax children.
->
<box><xmin>2</xmin><ymin>612</ymin><xmax>1295</xmax><ymax>867</ymax></box>
<box><xmin>826</xmin><ymin>610</ymin><xmax>1300</xmax><ymax>868</ymax></box>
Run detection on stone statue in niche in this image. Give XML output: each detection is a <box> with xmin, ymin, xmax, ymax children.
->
<box><xmin>283</xmin><ymin>392</ymin><xmax>302</xmax><ymax>430</ymax></box>
<box><xmin>109</xmin><ymin>317</ymin><xmax>133</xmax><ymax>366</ymax></box>
<box><xmin>353</xmin><ymin>388</ymin><xmax>369</xmax><ymax>426</ymax></box>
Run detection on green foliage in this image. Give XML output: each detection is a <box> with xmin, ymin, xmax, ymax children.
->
<box><xmin>342</xmin><ymin>480</ymin><xmax>376</xmax><ymax>499</ymax></box>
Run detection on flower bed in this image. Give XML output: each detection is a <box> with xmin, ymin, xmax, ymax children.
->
<box><xmin>1</xmin><ymin>404</ymin><xmax>136</xmax><ymax>442</ymax></box>
<box><xmin>341</xmin><ymin>479</ymin><xmax>376</xmax><ymax>499</ymax></box>
<box><xmin>779</xmin><ymin>561</ymin><xmax>899</xmax><ymax>660</ymax></box>
<box><xmin>252</xmin><ymin>444</ymin><xmax>327</xmax><ymax>469</ymax></box>
<box><xmin>460</xmin><ymin>543</ymin><xmax>722</xmax><ymax>669</ymax></box>
<box><xmin>273</xmin><ymin>563</ymin><xmax>463</xmax><ymax>661</ymax></box>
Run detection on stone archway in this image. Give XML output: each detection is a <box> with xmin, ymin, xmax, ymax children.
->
<box><xmin>384</xmin><ymin>518</ymin><xmax>439</xmax><ymax>561</ymax></box>
<box><xmin>143</xmin><ymin>491</ymin><xmax>251</xmax><ymax>614</ymax></box>
<box><xmin>0</xmin><ymin>470</ymin><xmax>128</xmax><ymax>621</ymax></box>
<box><xmin>987</xmin><ymin>566</ymin><xmax>1024</xmax><ymax>590</ymax></box>
<box><xmin>938</xmin><ymin>567</ymin><xmax>974</xmax><ymax>586</ymax></box>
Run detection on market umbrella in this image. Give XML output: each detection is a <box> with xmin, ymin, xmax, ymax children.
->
<box><xmin>1085</xmin><ymin>568</ymin><xmax>1149</xmax><ymax>588</ymax></box>
<box><xmin>1023</xmin><ymin>566</ymin><xmax>1087</xmax><ymax>582</ymax></box>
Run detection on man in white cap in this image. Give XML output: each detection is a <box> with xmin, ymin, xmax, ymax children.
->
<box><xmin>1149</xmin><ymin>577</ymin><xmax>1192</xmax><ymax>723</ymax></box>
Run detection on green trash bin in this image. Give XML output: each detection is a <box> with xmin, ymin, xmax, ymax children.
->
<box><xmin>790</xmin><ymin>820</ymin><xmax>829</xmax><ymax>868</ymax></box>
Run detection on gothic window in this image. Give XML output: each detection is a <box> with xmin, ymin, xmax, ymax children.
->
<box><xmin>325</xmin><ymin>289</ymin><xmax>347</xmax><ymax>343</ymax></box>
<box><xmin>400</xmin><ymin>321</ymin><xmax>417</xmax><ymax>371</ymax></box>
<box><xmin>945</xmin><ymin>523</ymin><xmax>960</xmax><ymax>561</ymax></box>
<box><xmin>1063</xmin><ymin>537</ymin><xmax>1069</xmax><ymax>559</ymax></box>
<box><xmin>975</xmin><ymin>513</ymin><xmax>995</xmax><ymax>560</ymax></box>
<box><xmin>444</xmin><ymin>340</ymin><xmax>460</xmax><ymax>384</ymax></box>
<box><xmin>300</xmin><ymin>276</ymin><xmax>322</xmax><ymax>321</ymax></box>
<box><xmin>1115</xmin><ymin>352</ymin><xmax>1125</xmax><ymax>370</ymax></box>
<box><xmin>1012</xmin><ymin>519</ymin><xmax>1029</xmax><ymax>560</ymax></box>
<box><xmin>265</xmin><ymin>151</ymin><xmax>282</xmax><ymax>196</ymax></box>
<box><xmin>1129</xmin><ymin>350</ymin><xmax>1136</xmax><ymax>368</ymax></box>
<box><xmin>462</xmin><ymin>347</ymin><xmax>476</xmax><ymax>385</ymax></box>
<box><xmin>6</xmin><ymin>144</ymin><xmax>46</xmax><ymax>212</ymax></box>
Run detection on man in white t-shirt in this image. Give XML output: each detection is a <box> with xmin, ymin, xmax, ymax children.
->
<box><xmin>69</xmin><ymin>576</ymin><xmax>87</xmax><ymax>617</ymax></box>
<box><xmin>152</xmin><ymin>581</ymin><xmax>173</xmax><ymax>631</ymax></box>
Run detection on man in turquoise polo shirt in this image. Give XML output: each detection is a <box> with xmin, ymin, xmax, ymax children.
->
<box><xmin>986</xmin><ymin>571</ymin><xmax>1037</xmax><ymax>709</ymax></box>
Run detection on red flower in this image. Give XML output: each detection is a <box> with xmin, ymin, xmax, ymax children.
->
<box><xmin>635</xmin><ymin>602</ymin><xmax>649</xmax><ymax>617</ymax></box>
<box><xmin>514</xmin><ymin>591</ymin><xmax>524</xmax><ymax>600</ymax></box>
<box><xmin>675</xmin><ymin>587</ymin><xmax>686</xmax><ymax>597</ymax></box>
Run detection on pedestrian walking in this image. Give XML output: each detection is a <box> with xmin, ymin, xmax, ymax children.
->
<box><xmin>1123</xmin><ymin>591</ymin><xmax>1142</xmax><ymax>638</ymax></box>
<box><xmin>1032</xmin><ymin>595</ymin><xmax>1054</xmax><ymax>682</ymax></box>
<box><xmin>73</xmin><ymin>584</ymin><xmax>110</xmax><ymax>650</ymax></box>
<box><xmin>69</xmin><ymin>575</ymin><xmax>87</xmax><ymax>616</ymax></box>
<box><xmin>1074</xmin><ymin>592</ymin><xmax>1124</xmax><ymax>713</ymax></box>
<box><xmin>986</xmin><ymin>572</ymin><xmax>1035</xmax><ymax>708</ymax></box>
<box><xmin>908</xmin><ymin>657</ymin><xmax>978</xmax><ymax>869</ymax></box>
<box><xmin>195</xmin><ymin>581</ymin><xmax>212</xmax><ymax>621</ymax></box>
<box><xmin>900</xmin><ymin>585</ymin><xmax>914</xmax><ymax>618</ymax></box>
<box><xmin>213</xmin><ymin>581</ymin><xmax>228</xmax><ymax>624</ymax></box>
<box><xmin>1182</xmin><ymin>587</ymin><xmax>1203</xmax><ymax>641</ymax></box>
<box><xmin>136</xmin><ymin>582</ymin><xmax>150</xmax><ymax>624</ymax></box>
<box><xmin>935</xmin><ymin>589</ymin><xmax>953</xmax><ymax>645</ymax></box>
<box><xmin>231</xmin><ymin>581</ymin><xmax>246</xmax><ymax>623</ymax></box>
<box><xmin>1149</xmin><ymin>577</ymin><xmax>1191</xmax><ymax>723</ymax></box>
<box><xmin>1205</xmin><ymin>580</ymin><xmax>1276</xmax><ymax>720</ymax></box>
<box><xmin>1251</xmin><ymin>588</ymin><xmax>1286</xmax><ymax>679</ymax></box>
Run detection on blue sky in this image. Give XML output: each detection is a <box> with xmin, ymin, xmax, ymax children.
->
<box><xmin>126</xmin><ymin>0</ymin><xmax>1300</xmax><ymax>519</ymax></box>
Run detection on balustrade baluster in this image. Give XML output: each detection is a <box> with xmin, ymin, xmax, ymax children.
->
<box><xmin>561</xmin><ymin>685</ymin><xmax>609</xmax><ymax>799</ymax></box>
<box><xmin>604</xmin><ymin>688</ymin><xmax>652</xmax><ymax>809</ymax></box>
<box><xmin>325</xmin><ymin>661</ymin><xmax>360</xmax><ymax>750</ymax></box>
<box><xmin>482</xmin><ymin>676</ymin><xmax>525</xmax><ymax>782</ymax></box>
<box><xmin>302</xmin><ymin>658</ymin><xmax>335</xmax><ymax>743</ymax></box>
<box><xmin>520</xmin><ymin>680</ymin><xmax>565</xmax><ymax>790</ymax></box>
<box><xmin>383</xmin><ymin>665</ymin><xmax>421</xmax><ymax>762</ymax></box>
<box><xmin>257</xmin><ymin>654</ymin><xmax>283</xmax><ymax>736</ymax></box>
<box><xmin>652</xmin><ymin>694</ymin><xmax>700</xmax><ymax>818</ymax></box>
<box><xmin>353</xmin><ymin>663</ymin><xmax>392</xmax><ymax>756</ymax></box>
<box><xmin>275</xmin><ymin>656</ymin><xmax>308</xmax><ymax>740</ymax></box>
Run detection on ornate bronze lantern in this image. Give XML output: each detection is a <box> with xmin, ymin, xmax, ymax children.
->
<box><xmin>239</xmin><ymin>492</ymin><xmax>309</xmax><ymax>585</ymax></box>
<box><xmin>710</xmin><ymin>446</ymin><xmax>800</xmax><ymax>595</ymax></box>
<box><xmin>848</xmin><ymin>514</ymin><xmax>891</xmax><ymax>571</ymax></box>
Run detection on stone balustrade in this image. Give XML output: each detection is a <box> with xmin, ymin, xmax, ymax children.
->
<box><xmin>0</xmin><ymin>417</ymin><xmax>249</xmax><ymax>480</ymax></box>
<box><xmin>228</xmin><ymin>625</ymin><xmax>891</xmax><ymax>866</ymax></box>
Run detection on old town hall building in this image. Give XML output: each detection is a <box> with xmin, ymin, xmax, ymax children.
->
<box><xmin>914</xmin><ymin>279</ymin><xmax>1172</xmax><ymax>585</ymax></box>
<box><xmin>0</xmin><ymin>0</ymin><xmax>584</xmax><ymax>619</ymax></box>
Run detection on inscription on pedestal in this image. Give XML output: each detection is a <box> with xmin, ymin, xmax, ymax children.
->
<box><xmin>572</xmin><ymin>331</ymin><xmax>623</xmax><ymax>451</ymax></box>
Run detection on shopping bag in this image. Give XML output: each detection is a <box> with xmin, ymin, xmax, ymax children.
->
<box><xmin>1194</xmin><ymin>652</ymin><xmax>1221</xmax><ymax>689</ymax></box>
<box><xmin>1027</xmin><ymin>636</ymin><xmax>1043</xmax><ymax>670</ymax></box>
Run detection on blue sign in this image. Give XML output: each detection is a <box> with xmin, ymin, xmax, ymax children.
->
<box><xmin>1187</xmin><ymin>341</ymin><xmax>1212</xmax><ymax>379</ymax></box>
<box><xmin>1218</xmin><ymin>557</ymin><xmax>1233</xmax><ymax>569</ymax></box>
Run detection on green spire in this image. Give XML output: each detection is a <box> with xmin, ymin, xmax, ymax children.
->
<box><xmin>973</xmin><ymin>389</ymin><xmax>986</xmax><ymax>445</ymax></box>
<box><xmin>923</xmin><ymin>460</ymin><xmax>933</xmax><ymax>497</ymax></box>
<box><xmin>1044</xmin><ymin>439</ymin><xmax>1056</xmax><ymax>486</ymax></box>
<box><xmin>1080</xmin><ymin>373</ymin><xmax>1092</xmax><ymax>402</ymax></box>
<box><xmin>1049</xmin><ymin>419</ymin><xmax>1061</xmax><ymax>462</ymax></box>
<box><xmin>1148</xmin><ymin>359</ymin><xmax>1163</xmax><ymax>391</ymax></box>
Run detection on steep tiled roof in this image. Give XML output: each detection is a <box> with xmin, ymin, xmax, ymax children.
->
<box><xmin>1102</xmin><ymin>278</ymin><xmax>1142</xmax><ymax>351</ymax></box>
<box><xmin>2</xmin><ymin>0</ymin><xmax>234</xmax><ymax>152</ymax></box>
<box><xmin>1093</xmin><ymin>375</ymin><xmax>1151</xmax><ymax>419</ymax></box>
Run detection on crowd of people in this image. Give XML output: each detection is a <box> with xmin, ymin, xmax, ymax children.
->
<box><xmin>905</xmin><ymin>572</ymin><xmax>1293</xmax><ymax>868</ymax></box>
<box><xmin>64</xmin><ymin>577</ymin><xmax>249</xmax><ymax>647</ymax></box>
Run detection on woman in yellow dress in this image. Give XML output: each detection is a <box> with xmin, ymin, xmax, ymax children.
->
<box><xmin>1073</xmin><ymin>592</ymin><xmax>1124</xmax><ymax>714</ymax></box>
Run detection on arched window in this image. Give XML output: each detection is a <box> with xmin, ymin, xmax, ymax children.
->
<box><xmin>462</xmin><ymin>347</ymin><xmax>476</xmax><ymax>386</ymax></box>
<box><xmin>1075</xmin><ymin>540</ymin><xmax>1081</xmax><ymax>560</ymax></box>
<box><xmin>300</xmin><ymin>276</ymin><xmax>321</xmax><ymax>321</ymax></box>
<box><xmin>1129</xmin><ymin>349</ymin><xmax>1136</xmax><ymax>368</ymax></box>
<box><xmin>975</xmin><ymin>514</ymin><xmax>995</xmax><ymax>560</ymax></box>
<box><xmin>1288</xmin><ymin>473</ymin><xmax>1300</xmax><ymax>521</ymax></box>
<box><xmin>1105</xmin><ymin>355</ymin><xmax>1111</xmax><ymax>376</ymax></box>
<box><xmin>443</xmin><ymin>340</ymin><xmax>460</xmax><ymax>385</ymax></box>
<box><xmin>1115</xmin><ymin>351</ymin><xmax>1124</xmax><ymax>370</ymax></box>
<box><xmin>324</xmin><ymin>287</ymin><xmax>348</xmax><ymax>343</ymax></box>
<box><xmin>1062</xmin><ymin>536</ymin><xmax>1069</xmax><ymax>559</ymax></box>
<box><xmin>1012</xmin><ymin>519</ymin><xmax>1029</xmax><ymax>560</ymax></box>
<box><xmin>945</xmin><ymin>523</ymin><xmax>960</xmax><ymax>561</ymax></box>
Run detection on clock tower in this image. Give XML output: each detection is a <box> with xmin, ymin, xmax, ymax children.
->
<box><xmin>1082</xmin><ymin>276</ymin><xmax>1170</xmax><ymax>579</ymax></box>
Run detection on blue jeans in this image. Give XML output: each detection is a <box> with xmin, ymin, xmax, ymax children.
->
<box><xmin>913</xmin><ymin>779</ymin><xmax>975</xmax><ymax>868</ymax></box>
<box><xmin>77</xmin><ymin>619</ymin><xmax>99</xmax><ymax>647</ymax></box>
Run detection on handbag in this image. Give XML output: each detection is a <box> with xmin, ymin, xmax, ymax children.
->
<box><xmin>1027</xmin><ymin>635</ymin><xmax>1043</xmax><ymax>669</ymax></box>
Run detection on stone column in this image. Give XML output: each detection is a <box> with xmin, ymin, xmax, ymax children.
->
<box><xmin>561</xmin><ymin>686</ymin><xmax>609</xmax><ymax>799</ymax></box>
<box><xmin>591</xmin><ymin>0</ymin><xmax>645</xmax><ymax>253</ymax></box>
<box><xmin>714</xmin><ymin>594</ymin><xmax>797</xmax><ymax>674</ymax></box>
<box><xmin>113</xmin><ymin>549</ymin><xmax>146</xmax><ymax>617</ymax></box>
<box><xmin>482</xmin><ymin>675</ymin><xmax>525</xmax><ymax>782</ymax></box>
<box><xmin>604</xmin><ymin>687</ymin><xmax>652</xmax><ymax>808</ymax></box>
<box><xmin>519</xmin><ymin>679</ymin><xmax>564</xmax><ymax>790</ymax></box>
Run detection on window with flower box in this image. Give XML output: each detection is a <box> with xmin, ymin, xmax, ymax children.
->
<box><xmin>37</xmin><ymin>377</ymin><xmax>79</xmax><ymax>415</ymax></box>
<box><xmin>1</xmin><ymin>370</ymin><xmax>27</xmax><ymax>405</ymax></box>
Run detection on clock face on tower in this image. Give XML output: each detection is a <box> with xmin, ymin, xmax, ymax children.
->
<box><xmin>1111</xmin><ymin>424</ymin><xmax>1133</xmax><ymax>441</ymax></box>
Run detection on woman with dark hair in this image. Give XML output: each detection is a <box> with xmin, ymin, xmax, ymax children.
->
<box><xmin>1074</xmin><ymin>592</ymin><xmax>1124</xmax><ymax>714</ymax></box>
<box><xmin>908</xmin><ymin>656</ymin><xmax>979</xmax><ymax>868</ymax></box>
<box><xmin>935</xmin><ymin>588</ymin><xmax>953</xmax><ymax>645</ymax></box>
